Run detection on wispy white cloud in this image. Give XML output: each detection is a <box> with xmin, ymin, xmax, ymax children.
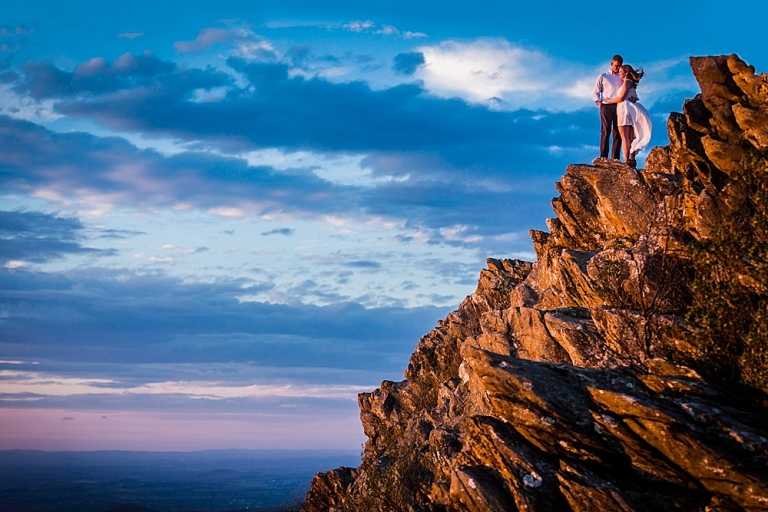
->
<box><xmin>343</xmin><ymin>20</ymin><xmax>375</xmax><ymax>33</ymax></box>
<box><xmin>207</xmin><ymin>207</ymin><xmax>248</xmax><ymax>218</ymax></box>
<box><xmin>342</xmin><ymin>19</ymin><xmax>426</xmax><ymax>39</ymax></box>
<box><xmin>116</xmin><ymin>32</ymin><xmax>144</xmax><ymax>40</ymax></box>
<box><xmin>375</xmin><ymin>25</ymin><xmax>399</xmax><ymax>36</ymax></box>
<box><xmin>173</xmin><ymin>25</ymin><xmax>277</xmax><ymax>58</ymax></box>
<box><xmin>188</xmin><ymin>86</ymin><xmax>229</xmax><ymax>103</ymax></box>
<box><xmin>148</xmin><ymin>256</ymin><xmax>173</xmax><ymax>263</ymax></box>
<box><xmin>230</xmin><ymin>29</ymin><xmax>278</xmax><ymax>59</ymax></box>
<box><xmin>0</xmin><ymin>369</ymin><xmax>370</xmax><ymax>400</ymax></box>
<box><xmin>439</xmin><ymin>224</ymin><xmax>483</xmax><ymax>244</ymax></box>
<box><xmin>160</xmin><ymin>244</ymin><xmax>208</xmax><ymax>254</ymax></box>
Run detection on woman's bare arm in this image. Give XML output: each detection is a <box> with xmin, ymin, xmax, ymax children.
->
<box><xmin>602</xmin><ymin>79</ymin><xmax>632</xmax><ymax>104</ymax></box>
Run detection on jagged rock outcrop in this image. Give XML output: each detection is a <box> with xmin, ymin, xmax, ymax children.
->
<box><xmin>303</xmin><ymin>54</ymin><xmax>768</xmax><ymax>512</ymax></box>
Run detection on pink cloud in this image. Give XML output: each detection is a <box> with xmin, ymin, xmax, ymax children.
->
<box><xmin>75</xmin><ymin>57</ymin><xmax>106</xmax><ymax>78</ymax></box>
<box><xmin>174</xmin><ymin>28</ymin><xmax>231</xmax><ymax>53</ymax></box>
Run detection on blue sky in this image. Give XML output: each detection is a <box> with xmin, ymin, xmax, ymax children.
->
<box><xmin>1</xmin><ymin>1</ymin><xmax>766</xmax><ymax>451</ymax></box>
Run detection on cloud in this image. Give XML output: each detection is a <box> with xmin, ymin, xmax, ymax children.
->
<box><xmin>0</xmin><ymin>26</ymin><xmax>33</xmax><ymax>55</ymax></box>
<box><xmin>3</xmin><ymin>360</ymin><xmax>396</xmax><ymax>402</ymax></box>
<box><xmin>0</xmin><ymin>265</ymin><xmax>449</xmax><ymax>373</ymax></box>
<box><xmin>415</xmin><ymin>39</ymin><xmax>564</xmax><ymax>109</ymax></box>
<box><xmin>299</xmin><ymin>252</ymin><xmax>384</xmax><ymax>271</ymax></box>
<box><xmin>94</xmin><ymin>228</ymin><xmax>145</xmax><ymax>239</ymax></box>
<box><xmin>1</xmin><ymin>71</ymin><xmax>18</xmax><ymax>83</ymax></box>
<box><xmin>0</xmin><ymin>210</ymin><xmax>111</xmax><ymax>263</ymax></box>
<box><xmin>174</xmin><ymin>28</ymin><xmax>232</xmax><ymax>53</ymax></box>
<box><xmin>0</xmin><ymin>115</ymin><xmax>357</xmax><ymax>219</ymax></box>
<box><xmin>159</xmin><ymin>244</ymin><xmax>208</xmax><ymax>254</ymax></box>
<box><xmin>0</xmin><ymin>256</ymin><xmax>450</xmax><ymax>429</ymax></box>
<box><xmin>147</xmin><ymin>256</ymin><xmax>173</xmax><ymax>263</ymax></box>
<box><xmin>340</xmin><ymin>20</ymin><xmax>425</xmax><ymax>39</ymax></box>
<box><xmin>393</xmin><ymin>52</ymin><xmax>425</xmax><ymax>75</ymax></box>
<box><xmin>1</xmin><ymin>42</ymin><xmax>20</xmax><ymax>54</ymax></box>
<box><xmin>16</xmin><ymin>51</ymin><xmax>187</xmax><ymax>100</ymax></box>
<box><xmin>376</xmin><ymin>25</ymin><xmax>400</xmax><ymax>36</ymax></box>
<box><xmin>343</xmin><ymin>20</ymin><xmax>375</xmax><ymax>33</ymax></box>
<box><xmin>1</xmin><ymin>369</ymin><xmax>372</xmax><ymax>401</ymax></box>
<box><xmin>0</xmin><ymin>107</ymin><xmax>593</xmax><ymax>256</ymax></box>
<box><xmin>21</xmin><ymin>55</ymin><xmax>594</xmax><ymax>165</ymax></box>
<box><xmin>0</xmin><ymin>26</ymin><xmax>33</xmax><ymax>37</ymax></box>
<box><xmin>173</xmin><ymin>27</ymin><xmax>279</xmax><ymax>61</ymax></box>
<box><xmin>261</xmin><ymin>228</ymin><xmax>294</xmax><ymax>236</ymax></box>
<box><xmin>116</xmin><ymin>32</ymin><xmax>144</xmax><ymax>40</ymax></box>
<box><xmin>348</xmin><ymin>260</ymin><xmax>381</xmax><ymax>269</ymax></box>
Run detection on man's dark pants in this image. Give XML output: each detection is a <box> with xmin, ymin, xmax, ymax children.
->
<box><xmin>600</xmin><ymin>103</ymin><xmax>622</xmax><ymax>159</ymax></box>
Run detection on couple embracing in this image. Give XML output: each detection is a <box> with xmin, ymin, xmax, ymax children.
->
<box><xmin>593</xmin><ymin>54</ymin><xmax>652</xmax><ymax>168</ymax></box>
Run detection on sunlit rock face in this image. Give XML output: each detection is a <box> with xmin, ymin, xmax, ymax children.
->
<box><xmin>303</xmin><ymin>54</ymin><xmax>768</xmax><ymax>512</ymax></box>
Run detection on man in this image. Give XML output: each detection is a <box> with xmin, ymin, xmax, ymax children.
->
<box><xmin>593</xmin><ymin>55</ymin><xmax>624</xmax><ymax>159</ymax></box>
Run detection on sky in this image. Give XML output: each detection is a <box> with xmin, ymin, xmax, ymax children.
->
<box><xmin>1</xmin><ymin>1</ymin><xmax>766</xmax><ymax>451</ymax></box>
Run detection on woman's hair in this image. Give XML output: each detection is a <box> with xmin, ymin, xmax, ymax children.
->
<box><xmin>621</xmin><ymin>64</ymin><xmax>644</xmax><ymax>84</ymax></box>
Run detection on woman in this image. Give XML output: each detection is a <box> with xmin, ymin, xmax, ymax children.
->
<box><xmin>603</xmin><ymin>64</ymin><xmax>652</xmax><ymax>167</ymax></box>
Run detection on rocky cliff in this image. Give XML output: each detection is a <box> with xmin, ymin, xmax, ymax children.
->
<box><xmin>303</xmin><ymin>54</ymin><xmax>768</xmax><ymax>512</ymax></box>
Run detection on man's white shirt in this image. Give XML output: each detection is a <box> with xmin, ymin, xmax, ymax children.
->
<box><xmin>593</xmin><ymin>70</ymin><xmax>623</xmax><ymax>102</ymax></box>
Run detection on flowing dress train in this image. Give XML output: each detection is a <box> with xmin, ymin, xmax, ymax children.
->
<box><xmin>626</xmin><ymin>101</ymin><xmax>652</xmax><ymax>154</ymax></box>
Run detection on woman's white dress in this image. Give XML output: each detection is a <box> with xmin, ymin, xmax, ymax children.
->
<box><xmin>616</xmin><ymin>82</ymin><xmax>652</xmax><ymax>154</ymax></box>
